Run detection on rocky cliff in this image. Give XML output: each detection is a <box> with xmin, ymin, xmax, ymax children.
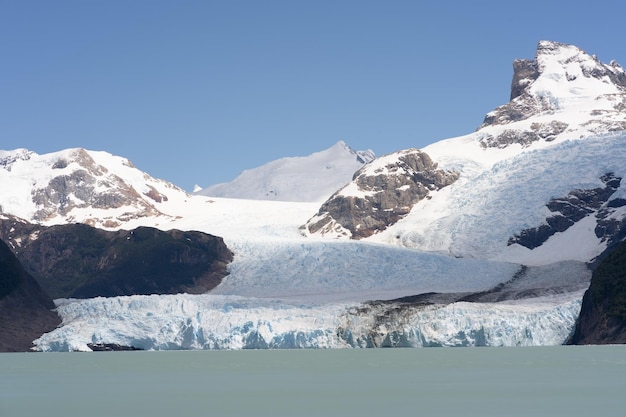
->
<box><xmin>304</xmin><ymin>149</ymin><xmax>459</xmax><ymax>239</ymax></box>
<box><xmin>0</xmin><ymin>238</ymin><xmax>60</xmax><ymax>352</ymax></box>
<box><xmin>570</xmin><ymin>241</ymin><xmax>626</xmax><ymax>344</ymax></box>
<box><xmin>0</xmin><ymin>216</ymin><xmax>233</xmax><ymax>299</ymax></box>
<box><xmin>509</xmin><ymin>172</ymin><xmax>626</xmax><ymax>250</ymax></box>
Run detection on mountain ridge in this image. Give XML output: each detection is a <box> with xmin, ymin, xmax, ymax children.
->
<box><xmin>195</xmin><ymin>140</ymin><xmax>375</xmax><ymax>202</ymax></box>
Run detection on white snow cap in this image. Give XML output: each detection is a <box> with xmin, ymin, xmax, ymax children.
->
<box><xmin>196</xmin><ymin>140</ymin><xmax>375</xmax><ymax>202</ymax></box>
<box><xmin>529</xmin><ymin>40</ymin><xmax>625</xmax><ymax>107</ymax></box>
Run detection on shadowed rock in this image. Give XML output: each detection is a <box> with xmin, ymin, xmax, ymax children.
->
<box><xmin>0</xmin><ymin>239</ymin><xmax>61</xmax><ymax>352</ymax></box>
<box><xmin>0</xmin><ymin>217</ymin><xmax>233</xmax><ymax>299</ymax></box>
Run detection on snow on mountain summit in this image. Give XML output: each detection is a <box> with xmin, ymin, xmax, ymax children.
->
<box><xmin>0</xmin><ymin>147</ymin><xmax>191</xmax><ymax>229</ymax></box>
<box><xmin>478</xmin><ymin>40</ymin><xmax>626</xmax><ymax>146</ymax></box>
<box><xmin>195</xmin><ymin>141</ymin><xmax>375</xmax><ymax>202</ymax></box>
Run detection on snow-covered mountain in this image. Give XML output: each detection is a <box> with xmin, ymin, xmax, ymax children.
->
<box><xmin>305</xmin><ymin>40</ymin><xmax>626</xmax><ymax>266</ymax></box>
<box><xmin>195</xmin><ymin>140</ymin><xmax>375</xmax><ymax>202</ymax></box>
<box><xmin>4</xmin><ymin>40</ymin><xmax>626</xmax><ymax>351</ymax></box>
<box><xmin>0</xmin><ymin>148</ymin><xmax>192</xmax><ymax>229</ymax></box>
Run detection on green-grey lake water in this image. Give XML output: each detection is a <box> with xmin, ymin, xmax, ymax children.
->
<box><xmin>1</xmin><ymin>346</ymin><xmax>625</xmax><ymax>417</ymax></box>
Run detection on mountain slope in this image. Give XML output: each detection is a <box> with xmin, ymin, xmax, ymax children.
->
<box><xmin>195</xmin><ymin>141</ymin><xmax>375</xmax><ymax>202</ymax></box>
<box><xmin>305</xmin><ymin>40</ymin><xmax>626</xmax><ymax>267</ymax></box>
<box><xmin>304</xmin><ymin>148</ymin><xmax>460</xmax><ymax>239</ymax></box>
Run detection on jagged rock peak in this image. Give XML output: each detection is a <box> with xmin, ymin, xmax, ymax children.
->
<box><xmin>511</xmin><ymin>40</ymin><xmax>626</xmax><ymax>100</ymax></box>
<box><xmin>475</xmin><ymin>41</ymin><xmax>626</xmax><ymax>150</ymax></box>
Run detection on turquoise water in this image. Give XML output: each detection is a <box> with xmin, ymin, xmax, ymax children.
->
<box><xmin>1</xmin><ymin>346</ymin><xmax>625</xmax><ymax>417</ymax></box>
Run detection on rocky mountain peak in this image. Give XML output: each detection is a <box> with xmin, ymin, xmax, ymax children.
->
<box><xmin>0</xmin><ymin>148</ymin><xmax>189</xmax><ymax>229</ymax></box>
<box><xmin>334</xmin><ymin>140</ymin><xmax>376</xmax><ymax>164</ymax></box>
<box><xmin>478</xmin><ymin>41</ymin><xmax>626</xmax><ymax>148</ymax></box>
<box><xmin>509</xmin><ymin>41</ymin><xmax>626</xmax><ymax>101</ymax></box>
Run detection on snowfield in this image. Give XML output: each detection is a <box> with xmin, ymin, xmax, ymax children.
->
<box><xmin>373</xmin><ymin>132</ymin><xmax>626</xmax><ymax>264</ymax></box>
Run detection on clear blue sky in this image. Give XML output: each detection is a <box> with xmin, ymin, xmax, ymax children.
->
<box><xmin>2</xmin><ymin>0</ymin><xmax>625</xmax><ymax>190</ymax></box>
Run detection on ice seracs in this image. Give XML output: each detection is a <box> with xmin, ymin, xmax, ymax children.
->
<box><xmin>33</xmin><ymin>291</ymin><xmax>584</xmax><ymax>351</ymax></box>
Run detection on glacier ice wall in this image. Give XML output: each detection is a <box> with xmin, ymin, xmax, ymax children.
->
<box><xmin>34</xmin><ymin>292</ymin><xmax>583</xmax><ymax>351</ymax></box>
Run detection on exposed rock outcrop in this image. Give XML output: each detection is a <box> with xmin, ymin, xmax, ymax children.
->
<box><xmin>479</xmin><ymin>120</ymin><xmax>569</xmax><ymax>148</ymax></box>
<box><xmin>0</xmin><ymin>238</ymin><xmax>61</xmax><ymax>352</ymax></box>
<box><xmin>570</xmin><ymin>240</ymin><xmax>626</xmax><ymax>344</ymax></box>
<box><xmin>0</xmin><ymin>217</ymin><xmax>233</xmax><ymax>299</ymax></box>
<box><xmin>304</xmin><ymin>149</ymin><xmax>459</xmax><ymax>239</ymax></box>
<box><xmin>30</xmin><ymin>149</ymin><xmax>166</xmax><ymax>224</ymax></box>
<box><xmin>509</xmin><ymin>173</ymin><xmax>623</xmax><ymax>250</ymax></box>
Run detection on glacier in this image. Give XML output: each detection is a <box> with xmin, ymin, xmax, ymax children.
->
<box><xmin>30</xmin><ymin>134</ymin><xmax>614</xmax><ymax>351</ymax></box>
<box><xmin>33</xmin><ymin>255</ymin><xmax>591</xmax><ymax>351</ymax></box>
<box><xmin>33</xmin><ymin>291</ymin><xmax>584</xmax><ymax>351</ymax></box>
<box><xmin>372</xmin><ymin>132</ymin><xmax>626</xmax><ymax>264</ymax></box>
<box><xmin>28</xmin><ymin>132</ymin><xmax>618</xmax><ymax>351</ymax></box>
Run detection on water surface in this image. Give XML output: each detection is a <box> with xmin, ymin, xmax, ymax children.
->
<box><xmin>1</xmin><ymin>346</ymin><xmax>624</xmax><ymax>417</ymax></box>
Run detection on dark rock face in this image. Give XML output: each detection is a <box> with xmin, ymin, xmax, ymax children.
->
<box><xmin>510</xmin><ymin>58</ymin><xmax>540</xmax><ymax>100</ymax></box>
<box><xmin>87</xmin><ymin>343</ymin><xmax>142</xmax><ymax>351</ymax></box>
<box><xmin>305</xmin><ymin>149</ymin><xmax>459</xmax><ymax>239</ymax></box>
<box><xmin>0</xmin><ymin>239</ymin><xmax>61</xmax><ymax>352</ymax></box>
<box><xmin>509</xmin><ymin>173</ymin><xmax>623</xmax><ymax>249</ymax></box>
<box><xmin>0</xmin><ymin>217</ymin><xmax>233</xmax><ymax>299</ymax></box>
<box><xmin>570</xmin><ymin>240</ymin><xmax>626</xmax><ymax>344</ymax></box>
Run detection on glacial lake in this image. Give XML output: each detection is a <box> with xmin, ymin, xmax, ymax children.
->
<box><xmin>1</xmin><ymin>345</ymin><xmax>625</xmax><ymax>417</ymax></box>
